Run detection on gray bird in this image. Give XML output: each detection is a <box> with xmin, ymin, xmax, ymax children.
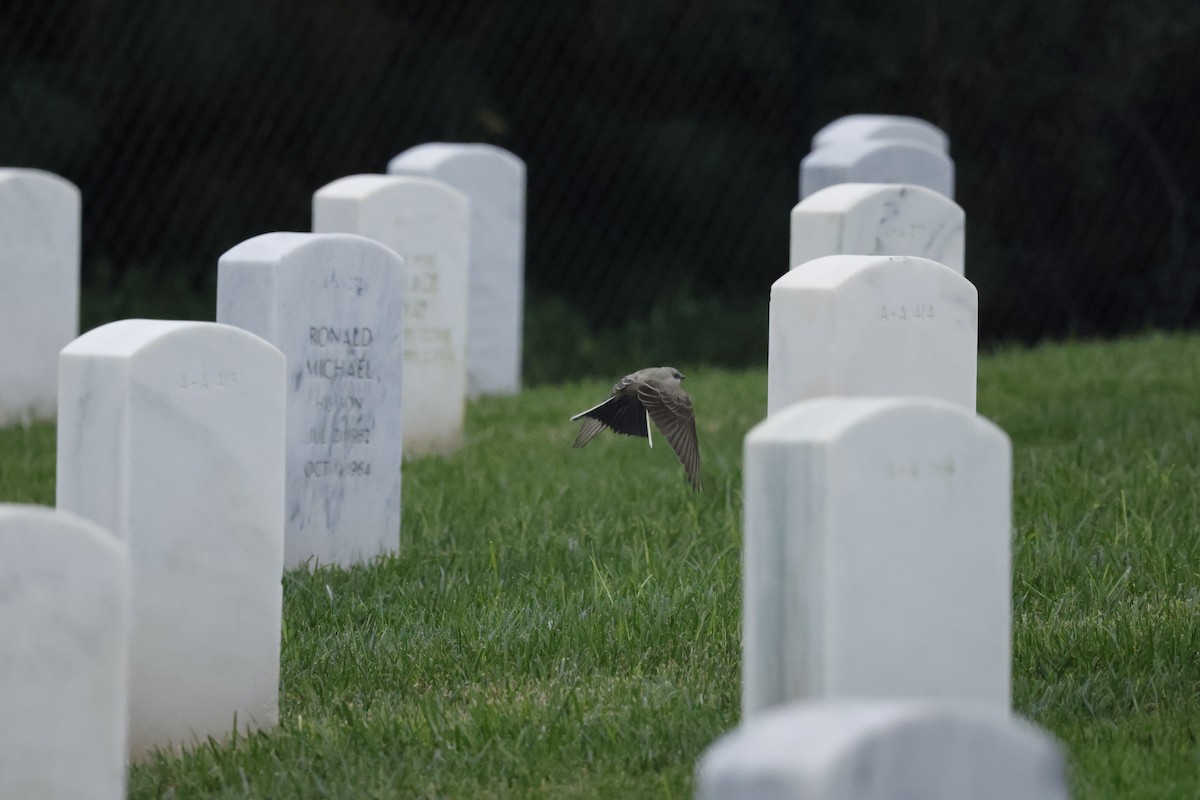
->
<box><xmin>570</xmin><ymin>366</ymin><xmax>702</xmax><ymax>492</ymax></box>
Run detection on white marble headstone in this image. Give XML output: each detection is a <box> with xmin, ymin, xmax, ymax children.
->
<box><xmin>56</xmin><ymin>319</ymin><xmax>285</xmax><ymax>755</ymax></box>
<box><xmin>768</xmin><ymin>254</ymin><xmax>977</xmax><ymax>414</ymax></box>
<box><xmin>742</xmin><ymin>397</ymin><xmax>1011</xmax><ymax>718</ymax></box>
<box><xmin>697</xmin><ymin>700</ymin><xmax>1069</xmax><ymax>800</ymax></box>
<box><xmin>387</xmin><ymin>142</ymin><xmax>525</xmax><ymax>397</ymax></box>
<box><xmin>217</xmin><ymin>232</ymin><xmax>404</xmax><ymax>568</ymax></box>
<box><xmin>0</xmin><ymin>169</ymin><xmax>80</xmax><ymax>425</ymax></box>
<box><xmin>790</xmin><ymin>183</ymin><xmax>965</xmax><ymax>274</ymax></box>
<box><xmin>313</xmin><ymin>174</ymin><xmax>468</xmax><ymax>457</ymax></box>
<box><xmin>812</xmin><ymin>114</ymin><xmax>950</xmax><ymax>153</ymax></box>
<box><xmin>0</xmin><ymin>505</ymin><xmax>129</xmax><ymax>800</ymax></box>
<box><xmin>800</xmin><ymin>138</ymin><xmax>955</xmax><ymax>200</ymax></box>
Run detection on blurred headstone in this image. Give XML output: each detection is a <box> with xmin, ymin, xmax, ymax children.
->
<box><xmin>0</xmin><ymin>505</ymin><xmax>129</xmax><ymax>800</ymax></box>
<box><xmin>800</xmin><ymin>139</ymin><xmax>955</xmax><ymax>200</ymax></box>
<box><xmin>0</xmin><ymin>169</ymin><xmax>79</xmax><ymax>425</ymax></box>
<box><xmin>314</xmin><ymin>175</ymin><xmax>468</xmax><ymax>457</ymax></box>
<box><xmin>696</xmin><ymin>700</ymin><xmax>1069</xmax><ymax>800</ymax></box>
<box><xmin>812</xmin><ymin>113</ymin><xmax>950</xmax><ymax>153</ymax></box>
<box><xmin>388</xmin><ymin>143</ymin><xmax>525</xmax><ymax>397</ymax></box>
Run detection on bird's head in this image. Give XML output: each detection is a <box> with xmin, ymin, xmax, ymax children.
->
<box><xmin>666</xmin><ymin>367</ymin><xmax>685</xmax><ymax>382</ymax></box>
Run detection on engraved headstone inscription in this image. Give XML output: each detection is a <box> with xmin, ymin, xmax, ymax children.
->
<box><xmin>0</xmin><ymin>169</ymin><xmax>80</xmax><ymax>425</ymax></box>
<box><xmin>768</xmin><ymin>254</ymin><xmax>977</xmax><ymax>414</ymax></box>
<box><xmin>0</xmin><ymin>505</ymin><xmax>129</xmax><ymax>800</ymax></box>
<box><xmin>697</xmin><ymin>700</ymin><xmax>1069</xmax><ymax>800</ymax></box>
<box><xmin>812</xmin><ymin>113</ymin><xmax>950</xmax><ymax>153</ymax></box>
<box><xmin>387</xmin><ymin>143</ymin><xmax>525</xmax><ymax>397</ymax></box>
<box><xmin>800</xmin><ymin>138</ymin><xmax>955</xmax><ymax>200</ymax></box>
<box><xmin>742</xmin><ymin>397</ymin><xmax>1012</xmax><ymax>718</ymax></box>
<box><xmin>56</xmin><ymin>319</ymin><xmax>285</xmax><ymax>755</ymax></box>
<box><xmin>790</xmin><ymin>183</ymin><xmax>965</xmax><ymax>275</ymax></box>
<box><xmin>217</xmin><ymin>232</ymin><xmax>404</xmax><ymax>567</ymax></box>
<box><xmin>313</xmin><ymin>174</ymin><xmax>469</xmax><ymax>457</ymax></box>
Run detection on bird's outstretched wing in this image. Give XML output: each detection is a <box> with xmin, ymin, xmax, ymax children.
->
<box><xmin>637</xmin><ymin>382</ymin><xmax>702</xmax><ymax>492</ymax></box>
<box><xmin>570</xmin><ymin>390</ymin><xmax>650</xmax><ymax>447</ymax></box>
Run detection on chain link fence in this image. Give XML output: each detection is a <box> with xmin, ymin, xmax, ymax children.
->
<box><xmin>3</xmin><ymin>0</ymin><xmax>1199</xmax><ymax>382</ymax></box>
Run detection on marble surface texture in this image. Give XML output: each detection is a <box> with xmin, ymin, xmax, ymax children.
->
<box><xmin>697</xmin><ymin>700</ymin><xmax>1068</xmax><ymax>800</ymax></box>
<box><xmin>0</xmin><ymin>169</ymin><xmax>80</xmax><ymax>424</ymax></box>
<box><xmin>56</xmin><ymin>319</ymin><xmax>285</xmax><ymax>755</ymax></box>
<box><xmin>790</xmin><ymin>183</ymin><xmax>965</xmax><ymax>274</ymax></box>
<box><xmin>218</xmin><ymin>232</ymin><xmax>404</xmax><ymax>568</ymax></box>
<box><xmin>812</xmin><ymin>113</ymin><xmax>950</xmax><ymax>153</ymax></box>
<box><xmin>768</xmin><ymin>255</ymin><xmax>977</xmax><ymax>414</ymax></box>
<box><xmin>801</xmin><ymin>138</ymin><xmax>955</xmax><ymax>200</ymax></box>
<box><xmin>388</xmin><ymin>143</ymin><xmax>525</xmax><ymax>397</ymax></box>
<box><xmin>314</xmin><ymin>175</ymin><xmax>468</xmax><ymax>457</ymax></box>
<box><xmin>742</xmin><ymin>398</ymin><xmax>1012</xmax><ymax>718</ymax></box>
<box><xmin>0</xmin><ymin>504</ymin><xmax>129</xmax><ymax>800</ymax></box>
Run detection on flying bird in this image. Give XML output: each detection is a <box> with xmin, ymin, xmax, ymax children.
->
<box><xmin>570</xmin><ymin>366</ymin><xmax>702</xmax><ymax>492</ymax></box>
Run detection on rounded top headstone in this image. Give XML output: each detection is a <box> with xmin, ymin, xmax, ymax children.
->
<box><xmin>792</xmin><ymin>181</ymin><xmax>959</xmax><ymax>214</ymax></box>
<box><xmin>0</xmin><ymin>168</ymin><xmax>81</xmax><ymax>250</ymax></box>
<box><xmin>0</xmin><ymin>503</ymin><xmax>129</xmax><ymax>800</ymax></box>
<box><xmin>312</xmin><ymin>173</ymin><xmax>470</xmax><ymax>220</ymax></box>
<box><xmin>387</xmin><ymin>142</ymin><xmax>525</xmax><ymax>179</ymax></box>
<box><xmin>800</xmin><ymin>138</ymin><xmax>955</xmax><ymax>200</ymax></box>
<box><xmin>776</xmin><ymin>253</ymin><xmax>970</xmax><ymax>291</ymax></box>
<box><xmin>789</xmin><ymin>183</ymin><xmax>966</xmax><ymax>273</ymax></box>
<box><xmin>0</xmin><ymin>168</ymin><xmax>81</xmax><ymax>200</ymax></box>
<box><xmin>697</xmin><ymin>699</ymin><xmax>1068</xmax><ymax>800</ymax></box>
<box><xmin>0</xmin><ymin>504</ymin><xmax>125</xmax><ymax>559</ymax></box>
<box><xmin>767</xmin><ymin>254</ymin><xmax>978</xmax><ymax>412</ymax></box>
<box><xmin>218</xmin><ymin>230</ymin><xmax>403</xmax><ymax>266</ymax></box>
<box><xmin>314</xmin><ymin>173</ymin><xmax>469</xmax><ymax>207</ymax></box>
<box><xmin>748</xmin><ymin>395</ymin><xmax>1004</xmax><ymax>448</ymax></box>
<box><xmin>61</xmin><ymin>319</ymin><xmax>283</xmax><ymax>362</ymax></box>
<box><xmin>812</xmin><ymin>114</ymin><xmax>949</xmax><ymax>153</ymax></box>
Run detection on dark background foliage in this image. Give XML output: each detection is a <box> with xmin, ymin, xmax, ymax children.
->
<box><xmin>2</xmin><ymin>0</ymin><xmax>1199</xmax><ymax>382</ymax></box>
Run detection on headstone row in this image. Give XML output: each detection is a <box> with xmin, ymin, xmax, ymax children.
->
<box><xmin>780</xmin><ymin>116</ymin><xmax>974</xmax><ymax>411</ymax></box>
<box><xmin>0</xmin><ymin>142</ymin><xmax>524</xmax><ymax>771</ymax></box>
<box><xmin>699</xmin><ymin>115</ymin><xmax>1070</xmax><ymax>796</ymax></box>
<box><xmin>0</xmin><ymin>141</ymin><xmax>526</xmax><ymax>430</ymax></box>
<box><xmin>15</xmin><ymin>232</ymin><xmax>410</xmax><ymax>768</ymax></box>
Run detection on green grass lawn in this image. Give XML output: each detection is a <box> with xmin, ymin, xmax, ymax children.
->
<box><xmin>2</xmin><ymin>332</ymin><xmax>1199</xmax><ymax>798</ymax></box>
